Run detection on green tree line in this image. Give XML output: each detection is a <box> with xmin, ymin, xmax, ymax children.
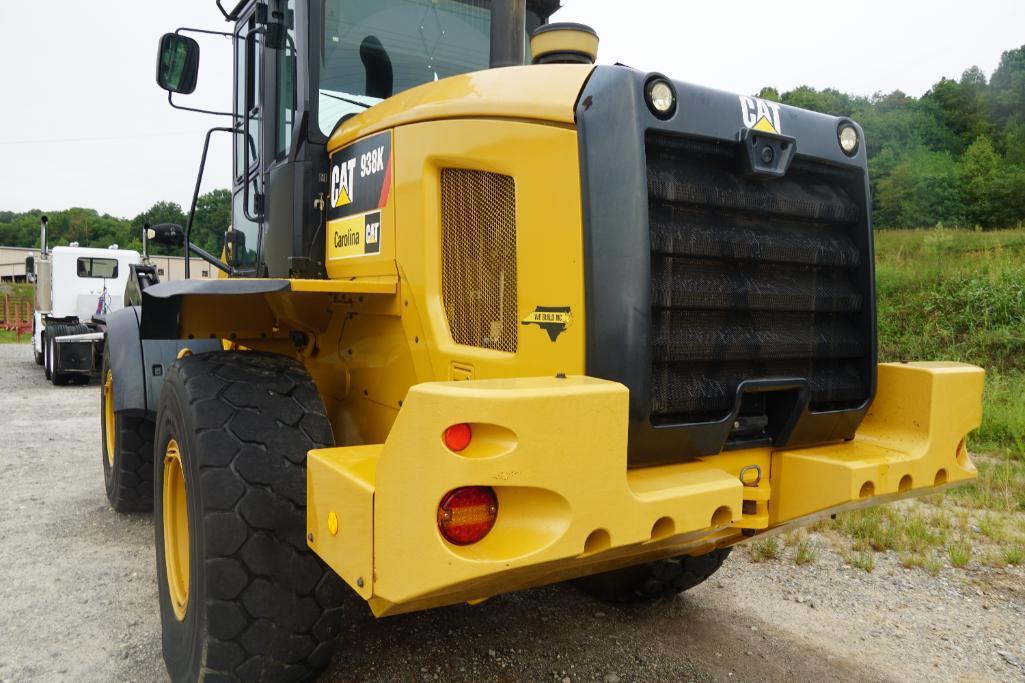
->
<box><xmin>0</xmin><ymin>189</ymin><xmax>230</xmax><ymax>256</ymax></box>
<box><xmin>4</xmin><ymin>45</ymin><xmax>1024</xmax><ymax>239</ymax></box>
<box><xmin>758</xmin><ymin>44</ymin><xmax>1025</xmax><ymax>229</ymax></box>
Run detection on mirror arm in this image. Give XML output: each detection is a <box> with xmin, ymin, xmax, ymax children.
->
<box><xmin>166</xmin><ymin>27</ymin><xmax>235</xmax><ymax>117</ymax></box>
<box><xmin>215</xmin><ymin>0</ymin><xmax>232</xmax><ymax>20</ymax></box>
<box><xmin>175</xmin><ymin>26</ymin><xmax>233</xmax><ymax>39</ymax></box>
<box><xmin>185</xmin><ymin>126</ymin><xmax>236</xmax><ymax>278</ymax></box>
<box><xmin>215</xmin><ymin>0</ymin><xmax>246</xmax><ymax>22</ymax></box>
<box><xmin>188</xmin><ymin>243</ymin><xmax>233</xmax><ymax>275</ymax></box>
<box><xmin>167</xmin><ymin>90</ymin><xmax>236</xmax><ymax>118</ymax></box>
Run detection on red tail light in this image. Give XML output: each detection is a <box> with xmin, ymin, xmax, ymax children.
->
<box><xmin>443</xmin><ymin>423</ymin><xmax>472</xmax><ymax>452</ymax></box>
<box><xmin>437</xmin><ymin>486</ymin><xmax>498</xmax><ymax>545</ymax></box>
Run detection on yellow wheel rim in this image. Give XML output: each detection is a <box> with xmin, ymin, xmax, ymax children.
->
<box><xmin>103</xmin><ymin>371</ymin><xmax>115</xmax><ymax>466</ymax></box>
<box><xmin>163</xmin><ymin>439</ymin><xmax>190</xmax><ymax>621</ymax></box>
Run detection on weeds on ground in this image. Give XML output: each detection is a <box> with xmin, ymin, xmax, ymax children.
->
<box><xmin>977</xmin><ymin>514</ymin><xmax>1010</xmax><ymax>543</ymax></box>
<box><xmin>845</xmin><ymin>551</ymin><xmax>875</xmax><ymax>573</ymax></box>
<box><xmin>948</xmin><ymin>539</ymin><xmax>972</xmax><ymax>568</ymax></box>
<box><xmin>730</xmin><ymin>231</ymin><xmax>1025</xmax><ymax>576</ymax></box>
<box><xmin>923</xmin><ymin>557</ymin><xmax>944</xmax><ymax>576</ymax></box>
<box><xmin>821</xmin><ymin>496</ymin><xmax>1025</xmax><ymax>576</ymax></box>
<box><xmin>948</xmin><ymin>456</ymin><xmax>1025</xmax><ymax>512</ymax></box>
<box><xmin>0</xmin><ymin>329</ymin><xmax>29</xmax><ymax>344</ymax></box>
<box><xmin>793</xmin><ymin>540</ymin><xmax>818</xmax><ymax>565</ymax></box>
<box><xmin>816</xmin><ymin>229</ymin><xmax>1025</xmax><ymax>574</ymax></box>
<box><xmin>746</xmin><ymin>538</ymin><xmax>781</xmax><ymax>562</ymax></box>
<box><xmin>899</xmin><ymin>552</ymin><xmax>924</xmax><ymax>569</ymax></box>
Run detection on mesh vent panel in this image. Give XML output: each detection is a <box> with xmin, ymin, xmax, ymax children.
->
<box><xmin>441</xmin><ymin>169</ymin><xmax>518</xmax><ymax>352</ymax></box>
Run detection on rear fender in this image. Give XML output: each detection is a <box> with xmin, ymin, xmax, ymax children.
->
<box><xmin>140</xmin><ymin>337</ymin><xmax>221</xmax><ymax>419</ymax></box>
<box><xmin>106</xmin><ymin>306</ymin><xmax>219</xmax><ymax>418</ymax></box>
<box><xmin>105</xmin><ymin>307</ymin><xmax>148</xmax><ymax>417</ymax></box>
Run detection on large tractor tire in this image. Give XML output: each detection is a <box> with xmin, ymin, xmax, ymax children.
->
<box><xmin>46</xmin><ymin>324</ymin><xmax>67</xmax><ymax>384</ymax></box>
<box><xmin>154</xmin><ymin>351</ymin><xmax>345</xmax><ymax>682</ymax></box>
<box><xmin>575</xmin><ymin>548</ymin><xmax>732</xmax><ymax>604</ymax></box>
<box><xmin>100</xmin><ymin>344</ymin><xmax>154</xmax><ymax>512</ymax></box>
<box><xmin>46</xmin><ymin>323</ymin><xmax>91</xmax><ymax>385</ymax></box>
<box><xmin>33</xmin><ymin>322</ymin><xmax>43</xmax><ymax>365</ymax></box>
<box><xmin>42</xmin><ymin>325</ymin><xmax>53</xmax><ymax>380</ymax></box>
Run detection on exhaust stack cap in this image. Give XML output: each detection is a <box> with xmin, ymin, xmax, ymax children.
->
<box><xmin>530</xmin><ymin>22</ymin><xmax>598</xmax><ymax>65</ymax></box>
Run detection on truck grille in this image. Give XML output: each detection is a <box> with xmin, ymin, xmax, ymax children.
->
<box><xmin>646</xmin><ymin>132</ymin><xmax>871</xmax><ymax>424</ymax></box>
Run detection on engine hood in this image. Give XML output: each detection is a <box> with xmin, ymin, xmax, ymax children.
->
<box><xmin>326</xmin><ymin>64</ymin><xmax>594</xmax><ymax>153</ymax></box>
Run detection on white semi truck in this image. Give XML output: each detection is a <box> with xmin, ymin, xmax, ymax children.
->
<box><xmin>30</xmin><ymin>216</ymin><xmax>141</xmax><ymax>385</ymax></box>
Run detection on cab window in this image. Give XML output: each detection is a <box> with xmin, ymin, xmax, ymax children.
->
<box><xmin>318</xmin><ymin>0</ymin><xmax>492</xmax><ymax>135</ymax></box>
<box><xmin>77</xmin><ymin>258</ymin><xmax>118</xmax><ymax>279</ymax></box>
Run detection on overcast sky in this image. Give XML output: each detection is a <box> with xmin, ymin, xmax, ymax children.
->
<box><xmin>1</xmin><ymin>0</ymin><xmax>1022</xmax><ymax>218</ymax></box>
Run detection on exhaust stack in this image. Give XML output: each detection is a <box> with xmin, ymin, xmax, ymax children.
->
<box><xmin>39</xmin><ymin>215</ymin><xmax>49</xmax><ymax>258</ymax></box>
<box><xmin>35</xmin><ymin>215</ymin><xmax>52</xmax><ymax>312</ymax></box>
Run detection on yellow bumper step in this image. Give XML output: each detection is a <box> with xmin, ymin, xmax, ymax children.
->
<box><xmin>307</xmin><ymin>361</ymin><xmax>983</xmax><ymax>616</ymax></box>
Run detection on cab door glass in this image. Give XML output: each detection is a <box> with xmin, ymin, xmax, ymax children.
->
<box><xmin>232</xmin><ymin>189</ymin><xmax>261</xmax><ymax>271</ymax></box>
<box><xmin>233</xmin><ymin>11</ymin><xmax>263</xmax><ymax>273</ymax></box>
<box><xmin>276</xmin><ymin>0</ymin><xmax>297</xmax><ymax>159</ymax></box>
<box><xmin>235</xmin><ymin>16</ymin><xmax>262</xmax><ymax>179</ymax></box>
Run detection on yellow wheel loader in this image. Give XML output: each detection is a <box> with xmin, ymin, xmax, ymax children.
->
<box><xmin>98</xmin><ymin>1</ymin><xmax>985</xmax><ymax>679</ymax></box>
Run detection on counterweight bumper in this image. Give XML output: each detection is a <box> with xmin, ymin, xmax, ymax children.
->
<box><xmin>307</xmin><ymin>362</ymin><xmax>982</xmax><ymax>616</ymax></box>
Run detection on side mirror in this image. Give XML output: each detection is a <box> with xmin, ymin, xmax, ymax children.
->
<box><xmin>156</xmin><ymin>33</ymin><xmax>200</xmax><ymax>94</ymax></box>
<box><xmin>147</xmin><ymin>223</ymin><xmax>186</xmax><ymax>248</ymax></box>
<box><xmin>223</xmin><ymin>229</ymin><xmax>246</xmax><ymax>260</ymax></box>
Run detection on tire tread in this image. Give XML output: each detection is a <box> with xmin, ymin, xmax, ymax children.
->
<box><xmin>163</xmin><ymin>352</ymin><xmax>342</xmax><ymax>681</ymax></box>
<box><xmin>575</xmin><ymin>548</ymin><xmax>732</xmax><ymax>603</ymax></box>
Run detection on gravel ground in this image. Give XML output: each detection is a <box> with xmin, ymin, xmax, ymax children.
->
<box><xmin>0</xmin><ymin>342</ymin><xmax>1023</xmax><ymax>682</ymax></box>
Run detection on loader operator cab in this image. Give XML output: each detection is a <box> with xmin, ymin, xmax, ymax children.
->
<box><xmin>157</xmin><ymin>0</ymin><xmax>559</xmax><ymax>280</ymax></box>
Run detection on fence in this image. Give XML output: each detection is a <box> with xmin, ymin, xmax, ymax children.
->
<box><xmin>1</xmin><ymin>294</ymin><xmax>33</xmax><ymax>340</ymax></box>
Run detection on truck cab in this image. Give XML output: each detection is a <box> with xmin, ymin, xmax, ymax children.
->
<box><xmin>47</xmin><ymin>246</ymin><xmax>138</xmax><ymax>320</ymax></box>
<box><xmin>33</xmin><ymin>244</ymin><xmax>139</xmax><ymax>384</ymax></box>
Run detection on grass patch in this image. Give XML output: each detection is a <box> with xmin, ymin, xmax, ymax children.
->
<box><xmin>923</xmin><ymin>557</ymin><xmax>944</xmax><ymax>576</ymax></box>
<box><xmin>875</xmin><ymin>228</ymin><xmax>1025</xmax><ymax>459</ymax></box>
<box><xmin>0</xmin><ymin>329</ymin><xmax>30</xmax><ymax>344</ymax></box>
<box><xmin>832</xmin><ymin>228</ymin><xmax>1025</xmax><ymax>573</ymax></box>
<box><xmin>899</xmin><ymin>552</ymin><xmax>925</xmax><ymax>569</ymax></box>
<box><xmin>793</xmin><ymin>539</ymin><xmax>817</xmax><ymax>565</ymax></box>
<box><xmin>947</xmin><ymin>539</ymin><xmax>972</xmax><ymax>568</ymax></box>
<box><xmin>847</xmin><ymin>551</ymin><xmax>875</xmax><ymax>573</ymax></box>
<box><xmin>746</xmin><ymin>538</ymin><xmax>781</xmax><ymax>562</ymax></box>
<box><xmin>947</xmin><ymin>456</ymin><xmax>1025</xmax><ymax>512</ymax></box>
<box><xmin>822</xmin><ymin>497</ymin><xmax>1024</xmax><ymax>575</ymax></box>
<box><xmin>977</xmin><ymin>514</ymin><xmax>1011</xmax><ymax>543</ymax></box>
<box><xmin>828</xmin><ymin>505</ymin><xmax>948</xmax><ymax>555</ymax></box>
<box><xmin>0</xmin><ymin>282</ymin><xmax>35</xmax><ymax>301</ymax></box>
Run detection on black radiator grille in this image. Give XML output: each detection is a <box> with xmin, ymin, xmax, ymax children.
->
<box><xmin>646</xmin><ymin>132</ymin><xmax>871</xmax><ymax>424</ymax></box>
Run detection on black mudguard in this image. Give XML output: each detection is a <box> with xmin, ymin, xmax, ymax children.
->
<box><xmin>105</xmin><ymin>306</ymin><xmax>220</xmax><ymax>419</ymax></box>
<box><xmin>106</xmin><ymin>307</ymin><xmax>148</xmax><ymax>417</ymax></box>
